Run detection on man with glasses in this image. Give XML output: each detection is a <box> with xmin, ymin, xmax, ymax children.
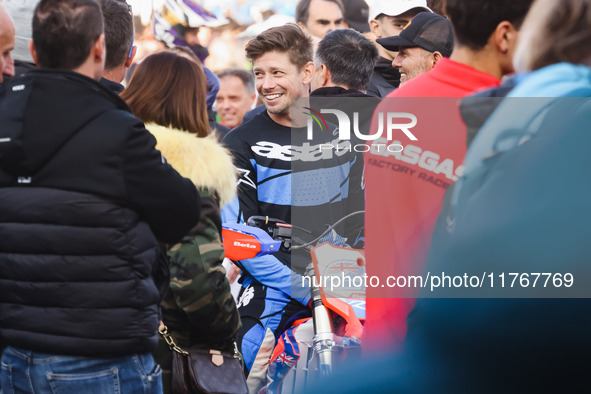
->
<box><xmin>100</xmin><ymin>0</ymin><xmax>136</xmax><ymax>94</ymax></box>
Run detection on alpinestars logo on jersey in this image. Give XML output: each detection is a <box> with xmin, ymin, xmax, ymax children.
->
<box><xmin>251</xmin><ymin>139</ymin><xmax>354</xmax><ymax>162</ymax></box>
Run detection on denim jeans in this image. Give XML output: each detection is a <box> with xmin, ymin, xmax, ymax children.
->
<box><xmin>0</xmin><ymin>346</ymin><xmax>162</xmax><ymax>394</ymax></box>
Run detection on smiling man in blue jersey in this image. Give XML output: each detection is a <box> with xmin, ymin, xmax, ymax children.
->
<box><xmin>221</xmin><ymin>23</ymin><xmax>363</xmax><ymax>391</ymax></box>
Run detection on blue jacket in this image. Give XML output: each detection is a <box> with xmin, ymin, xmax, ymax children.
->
<box><xmin>465</xmin><ymin>63</ymin><xmax>591</xmax><ymax>171</ymax></box>
<box><xmin>401</xmin><ymin>63</ymin><xmax>591</xmax><ymax>391</ymax></box>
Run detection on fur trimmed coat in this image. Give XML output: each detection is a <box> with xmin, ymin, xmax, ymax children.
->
<box><xmin>147</xmin><ymin>123</ymin><xmax>236</xmax><ymax>207</ymax></box>
<box><xmin>147</xmin><ymin>124</ymin><xmax>241</xmax><ymax>389</ymax></box>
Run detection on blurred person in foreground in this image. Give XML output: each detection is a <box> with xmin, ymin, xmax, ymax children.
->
<box><xmin>99</xmin><ymin>0</ymin><xmax>136</xmax><ymax>94</ymax></box>
<box><xmin>363</xmin><ymin>0</ymin><xmax>534</xmax><ymax>354</ymax></box>
<box><xmin>0</xmin><ymin>3</ymin><xmax>15</xmax><ymax>83</ymax></box>
<box><xmin>399</xmin><ymin>0</ymin><xmax>591</xmax><ymax>390</ymax></box>
<box><xmin>296</xmin><ymin>0</ymin><xmax>346</xmax><ymax>41</ymax></box>
<box><xmin>0</xmin><ymin>0</ymin><xmax>201</xmax><ymax>393</ymax></box>
<box><xmin>215</xmin><ymin>68</ymin><xmax>257</xmax><ymax>129</ymax></box>
<box><xmin>121</xmin><ymin>50</ymin><xmax>242</xmax><ymax>394</ymax></box>
<box><xmin>366</xmin><ymin>0</ymin><xmax>432</xmax><ymax>96</ymax></box>
<box><xmin>376</xmin><ymin>12</ymin><xmax>453</xmax><ymax>85</ymax></box>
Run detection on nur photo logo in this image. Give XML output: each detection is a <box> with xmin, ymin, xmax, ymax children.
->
<box><xmin>305</xmin><ymin>108</ymin><xmax>419</xmax><ymax>153</ymax></box>
<box><xmin>306</xmin><ymin>109</ymin><xmax>418</xmax><ymax>141</ymax></box>
<box><xmin>304</xmin><ymin>107</ymin><xmax>328</xmax><ymax>132</ymax></box>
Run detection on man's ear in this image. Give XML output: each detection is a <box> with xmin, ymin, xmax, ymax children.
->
<box><xmin>432</xmin><ymin>51</ymin><xmax>443</xmax><ymax>66</ymax></box>
<box><xmin>494</xmin><ymin>21</ymin><xmax>516</xmax><ymax>55</ymax></box>
<box><xmin>302</xmin><ymin>61</ymin><xmax>316</xmax><ymax>85</ymax></box>
<box><xmin>28</xmin><ymin>40</ymin><xmax>39</xmax><ymax>67</ymax></box>
<box><xmin>369</xmin><ymin>19</ymin><xmax>381</xmax><ymax>38</ymax></box>
<box><xmin>297</xmin><ymin>21</ymin><xmax>308</xmax><ymax>33</ymax></box>
<box><xmin>319</xmin><ymin>64</ymin><xmax>332</xmax><ymax>87</ymax></box>
<box><xmin>94</xmin><ymin>34</ymin><xmax>105</xmax><ymax>64</ymax></box>
<box><xmin>125</xmin><ymin>45</ymin><xmax>137</xmax><ymax>68</ymax></box>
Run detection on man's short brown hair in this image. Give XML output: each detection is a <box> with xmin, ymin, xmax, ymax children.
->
<box><xmin>245</xmin><ymin>23</ymin><xmax>313</xmax><ymax>70</ymax></box>
<box><xmin>100</xmin><ymin>0</ymin><xmax>133</xmax><ymax>70</ymax></box>
<box><xmin>33</xmin><ymin>0</ymin><xmax>103</xmax><ymax>70</ymax></box>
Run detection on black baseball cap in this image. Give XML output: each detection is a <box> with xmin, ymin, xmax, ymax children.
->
<box><xmin>341</xmin><ymin>0</ymin><xmax>370</xmax><ymax>33</ymax></box>
<box><xmin>376</xmin><ymin>12</ymin><xmax>454</xmax><ymax>57</ymax></box>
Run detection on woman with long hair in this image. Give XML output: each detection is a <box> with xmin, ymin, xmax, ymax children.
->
<box><xmin>121</xmin><ymin>50</ymin><xmax>241</xmax><ymax>392</ymax></box>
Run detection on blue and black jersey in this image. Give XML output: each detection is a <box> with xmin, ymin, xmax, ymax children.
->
<box><xmin>221</xmin><ymin>109</ymin><xmax>364</xmax><ymax>373</ymax></box>
<box><xmin>222</xmin><ymin>110</ymin><xmax>364</xmax><ymax>272</ymax></box>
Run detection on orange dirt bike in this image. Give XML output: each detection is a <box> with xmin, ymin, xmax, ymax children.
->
<box><xmin>222</xmin><ymin>214</ymin><xmax>365</xmax><ymax>393</ymax></box>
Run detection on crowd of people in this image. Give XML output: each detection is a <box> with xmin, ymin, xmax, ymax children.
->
<box><xmin>1</xmin><ymin>0</ymin><xmax>591</xmax><ymax>392</ymax></box>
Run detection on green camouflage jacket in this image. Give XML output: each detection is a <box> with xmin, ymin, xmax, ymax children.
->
<box><xmin>161</xmin><ymin>189</ymin><xmax>240</xmax><ymax>349</ymax></box>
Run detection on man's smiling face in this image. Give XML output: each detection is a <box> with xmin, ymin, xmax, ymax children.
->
<box><xmin>216</xmin><ymin>75</ymin><xmax>255</xmax><ymax>128</ymax></box>
<box><xmin>392</xmin><ymin>46</ymin><xmax>433</xmax><ymax>84</ymax></box>
<box><xmin>253</xmin><ymin>50</ymin><xmax>313</xmax><ymax>126</ymax></box>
